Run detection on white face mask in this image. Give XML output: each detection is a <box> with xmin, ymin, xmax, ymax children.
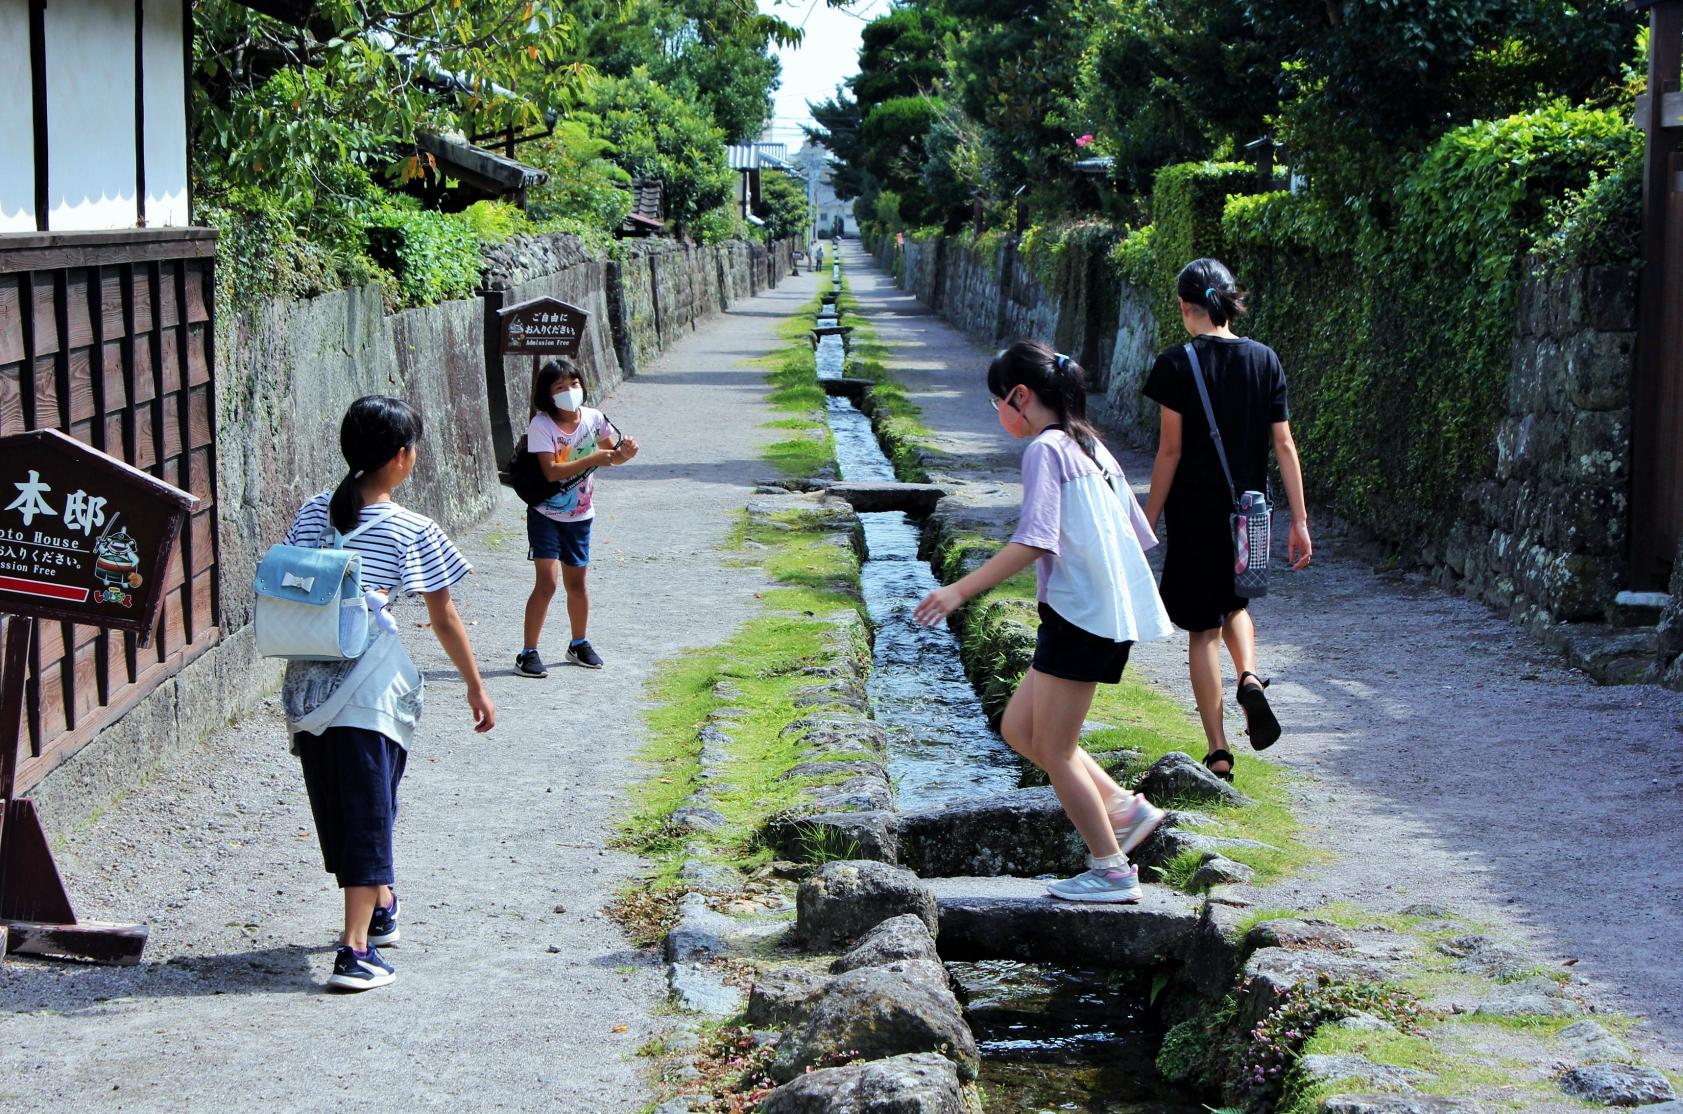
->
<box><xmin>553</xmin><ymin>386</ymin><xmax>584</xmax><ymax>412</ymax></box>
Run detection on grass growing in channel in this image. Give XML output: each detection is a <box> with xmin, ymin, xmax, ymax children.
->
<box><xmin>759</xmin><ymin>273</ymin><xmax>836</xmax><ymax>479</ymax></box>
<box><xmin>621</xmin><ymin>507</ymin><xmax>864</xmax><ymax>884</ymax></box>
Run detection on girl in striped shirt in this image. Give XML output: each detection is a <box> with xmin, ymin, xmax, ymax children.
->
<box><xmin>281</xmin><ymin>395</ymin><xmax>496</xmax><ymax>991</ymax></box>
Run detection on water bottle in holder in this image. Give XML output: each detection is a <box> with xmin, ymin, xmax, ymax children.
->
<box><xmin>1233</xmin><ymin>490</ymin><xmax>1271</xmax><ymax>599</ymax></box>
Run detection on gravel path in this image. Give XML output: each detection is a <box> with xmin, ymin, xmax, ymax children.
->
<box><xmin>0</xmin><ymin>268</ymin><xmax>819</xmax><ymax>1111</ymax></box>
<box><xmin>842</xmin><ymin>240</ymin><xmax>1683</xmax><ymax>1071</ymax></box>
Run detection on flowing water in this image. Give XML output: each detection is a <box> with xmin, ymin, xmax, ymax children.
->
<box><xmin>950</xmin><ymin>962</ymin><xmax>1207</xmax><ymax>1114</ymax></box>
<box><xmin>825</xmin><ymin>396</ymin><xmax>1020</xmax><ymax>807</ymax></box>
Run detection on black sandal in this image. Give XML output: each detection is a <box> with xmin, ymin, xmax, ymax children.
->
<box><xmin>1203</xmin><ymin>749</ymin><xmax>1235</xmax><ymax>782</ymax></box>
<box><xmin>1237</xmin><ymin>671</ymin><xmax>1281</xmax><ymax>751</ymax></box>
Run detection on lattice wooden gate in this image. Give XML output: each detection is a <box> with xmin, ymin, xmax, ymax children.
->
<box><xmin>0</xmin><ymin>230</ymin><xmax>220</xmax><ymax>792</ymax></box>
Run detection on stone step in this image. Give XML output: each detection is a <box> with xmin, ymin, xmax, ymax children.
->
<box><xmin>928</xmin><ymin>875</ymin><xmax>1202</xmax><ymax>967</ymax></box>
<box><xmin>819</xmin><ymin>376</ymin><xmax>877</xmax><ymax>401</ymax></box>
<box><xmin>824</xmin><ymin>482</ymin><xmax>956</xmax><ymax>515</ymax></box>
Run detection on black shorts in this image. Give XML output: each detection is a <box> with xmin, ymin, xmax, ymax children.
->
<box><xmin>295</xmin><ymin>726</ymin><xmax>407</xmax><ymax>888</ymax></box>
<box><xmin>527</xmin><ymin>507</ymin><xmax>591</xmax><ymax>566</ymax></box>
<box><xmin>1032</xmin><ymin>602</ymin><xmax>1133</xmax><ymax>685</ymax></box>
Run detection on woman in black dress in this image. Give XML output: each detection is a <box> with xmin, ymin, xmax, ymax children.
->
<box><xmin>1142</xmin><ymin>258</ymin><xmax>1311</xmax><ymax>781</ymax></box>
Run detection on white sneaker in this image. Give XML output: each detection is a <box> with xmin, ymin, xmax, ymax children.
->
<box><xmin>1046</xmin><ymin>864</ymin><xmax>1142</xmax><ymax>904</ymax></box>
<box><xmin>1110</xmin><ymin>794</ymin><xmax>1166</xmax><ymax>856</ymax></box>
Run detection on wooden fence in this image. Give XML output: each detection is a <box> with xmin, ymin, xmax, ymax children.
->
<box><xmin>0</xmin><ymin>229</ymin><xmax>220</xmax><ymax>792</ymax></box>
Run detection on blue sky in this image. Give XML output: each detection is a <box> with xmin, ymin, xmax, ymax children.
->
<box><xmin>757</xmin><ymin>0</ymin><xmax>880</xmax><ymax>149</ymax></box>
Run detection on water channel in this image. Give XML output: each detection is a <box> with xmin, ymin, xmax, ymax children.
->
<box><xmin>816</xmin><ymin>329</ymin><xmax>1203</xmax><ymax>1113</ymax></box>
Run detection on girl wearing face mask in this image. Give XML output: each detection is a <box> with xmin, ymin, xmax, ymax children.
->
<box><xmin>517</xmin><ymin>358</ymin><xmax>638</xmax><ymax>677</ymax></box>
<box><xmin>914</xmin><ymin>341</ymin><xmax>1173</xmax><ymax>903</ymax></box>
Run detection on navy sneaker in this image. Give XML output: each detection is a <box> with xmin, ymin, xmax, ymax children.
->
<box><xmin>327</xmin><ymin>944</ymin><xmax>395</xmax><ymax>991</ymax></box>
<box><xmin>514</xmin><ymin>649</ymin><xmax>548</xmax><ymax>678</ymax></box>
<box><xmin>368</xmin><ymin>892</ymin><xmax>399</xmax><ymax>946</ymax></box>
<box><xmin>566</xmin><ymin>640</ymin><xmax>604</xmax><ymax>669</ymax></box>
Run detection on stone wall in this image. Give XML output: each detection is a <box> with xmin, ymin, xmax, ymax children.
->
<box><xmin>1443</xmin><ymin>262</ymin><xmax>1638</xmax><ymax>624</ymax></box>
<box><xmin>1098</xmin><ymin>283</ymin><xmax>1161</xmax><ymax>440</ymax></box>
<box><xmin>30</xmin><ymin>233</ymin><xmax>797</xmax><ymax>820</ymax></box>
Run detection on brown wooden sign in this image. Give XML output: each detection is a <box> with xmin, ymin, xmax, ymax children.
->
<box><xmin>0</xmin><ymin>429</ymin><xmax>194</xmax><ymax>644</ymax></box>
<box><xmin>498</xmin><ymin>296</ymin><xmax>590</xmax><ymax>357</ymax></box>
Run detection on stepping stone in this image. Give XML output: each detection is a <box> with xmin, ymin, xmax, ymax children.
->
<box><xmin>1560</xmin><ymin>1062</ymin><xmax>1677</xmax><ymax>1106</ymax></box>
<box><xmin>927</xmin><ymin>875</ymin><xmax>1201</xmax><ymax>967</ymax></box>
<box><xmin>898</xmin><ymin>788</ymin><xmax>1083</xmax><ymax>878</ymax></box>
<box><xmin>823</xmin><ymin>482</ymin><xmax>956</xmax><ymax>514</ymax></box>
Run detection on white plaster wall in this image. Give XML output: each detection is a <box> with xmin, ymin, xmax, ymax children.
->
<box><xmin>45</xmin><ymin>0</ymin><xmax>137</xmax><ymax>231</ymax></box>
<box><xmin>0</xmin><ymin>0</ymin><xmax>36</xmax><ymax>232</ymax></box>
<box><xmin>142</xmin><ymin>0</ymin><xmax>188</xmax><ymax>226</ymax></box>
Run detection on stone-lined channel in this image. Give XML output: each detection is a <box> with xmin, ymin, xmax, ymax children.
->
<box><xmin>815</xmin><ymin>300</ymin><xmax>1202</xmax><ymax>1114</ymax></box>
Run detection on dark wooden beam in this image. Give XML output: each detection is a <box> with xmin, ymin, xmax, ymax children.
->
<box><xmin>1631</xmin><ymin>0</ymin><xmax>1683</xmax><ymax>586</ymax></box>
<box><xmin>1634</xmin><ymin>90</ymin><xmax>1683</xmax><ymax>131</ymax></box>
<box><xmin>135</xmin><ymin>0</ymin><xmax>147</xmax><ymax>227</ymax></box>
<box><xmin>29</xmin><ymin>0</ymin><xmax>47</xmax><ymax>231</ymax></box>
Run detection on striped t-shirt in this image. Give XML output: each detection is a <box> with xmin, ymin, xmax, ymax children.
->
<box><xmin>283</xmin><ymin>494</ymin><xmax>471</xmax><ymax>598</ymax></box>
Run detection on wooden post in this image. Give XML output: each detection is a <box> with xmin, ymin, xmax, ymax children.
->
<box><xmin>1632</xmin><ymin>0</ymin><xmax>1683</xmax><ymax>588</ymax></box>
<box><xmin>0</xmin><ymin>615</ymin><xmax>147</xmax><ymax>964</ymax></box>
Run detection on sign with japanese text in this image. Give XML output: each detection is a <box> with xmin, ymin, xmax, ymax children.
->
<box><xmin>498</xmin><ymin>297</ymin><xmax>590</xmax><ymax>357</ymax></box>
<box><xmin>0</xmin><ymin>429</ymin><xmax>195</xmax><ymax>642</ymax></box>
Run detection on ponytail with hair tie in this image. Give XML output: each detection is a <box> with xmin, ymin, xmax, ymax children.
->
<box><xmin>328</xmin><ymin>396</ymin><xmax>424</xmax><ymax>535</ymax></box>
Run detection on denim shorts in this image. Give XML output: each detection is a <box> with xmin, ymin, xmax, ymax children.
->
<box><xmin>527</xmin><ymin>508</ymin><xmax>591</xmax><ymax>567</ymax></box>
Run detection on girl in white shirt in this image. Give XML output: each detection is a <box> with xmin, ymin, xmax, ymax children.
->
<box><xmin>915</xmin><ymin>341</ymin><xmax>1172</xmax><ymax>903</ymax></box>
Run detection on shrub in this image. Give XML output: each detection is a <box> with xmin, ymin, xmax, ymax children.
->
<box><xmin>363</xmin><ymin>208</ymin><xmax>483</xmax><ymax>307</ymax></box>
<box><xmin>1538</xmin><ymin>143</ymin><xmax>1643</xmax><ymax>269</ymax></box>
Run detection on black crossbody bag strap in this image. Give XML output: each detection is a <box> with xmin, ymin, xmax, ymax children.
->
<box><xmin>1184</xmin><ymin>342</ymin><xmax>1239</xmax><ymax>508</ymax></box>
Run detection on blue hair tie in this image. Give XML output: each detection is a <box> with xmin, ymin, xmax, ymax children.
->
<box><xmin>1204</xmin><ymin>286</ymin><xmax>1217</xmax><ymax>302</ymax></box>
<box><xmin>1054</xmin><ymin>352</ymin><xmax>1071</xmax><ymax>371</ymax></box>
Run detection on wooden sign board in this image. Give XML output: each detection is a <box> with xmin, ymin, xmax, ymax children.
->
<box><xmin>498</xmin><ymin>296</ymin><xmax>590</xmax><ymax>357</ymax></box>
<box><xmin>0</xmin><ymin>429</ymin><xmax>194</xmax><ymax>645</ymax></box>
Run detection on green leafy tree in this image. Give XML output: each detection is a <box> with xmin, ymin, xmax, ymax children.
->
<box><xmin>754</xmin><ymin>171</ymin><xmax>811</xmax><ymax>241</ymax></box>
<box><xmin>1240</xmin><ymin>0</ymin><xmax>1635</xmax><ymax>199</ymax></box>
<box><xmin>590</xmin><ymin>70</ymin><xmax>734</xmax><ymax>230</ymax></box>
<box><xmin>573</xmin><ymin>0</ymin><xmax>798</xmax><ymax>140</ymax></box>
<box><xmin>193</xmin><ymin>0</ymin><xmax>590</xmax><ymax>208</ymax></box>
<box><xmin>861</xmin><ymin>95</ymin><xmax>948</xmax><ymax>226</ymax></box>
<box><xmin>806</xmin><ymin>88</ymin><xmax>870</xmax><ymax>201</ymax></box>
<box><xmin>853</xmin><ymin>5</ymin><xmax>958</xmax><ymax>110</ymax></box>
<box><xmin>523</xmin><ymin>118</ymin><xmax>635</xmax><ymax>233</ymax></box>
<box><xmin>938</xmin><ymin>0</ymin><xmax>1090</xmax><ymax>200</ymax></box>
<box><xmin>1070</xmin><ymin>0</ymin><xmax>1273</xmax><ymax>196</ymax></box>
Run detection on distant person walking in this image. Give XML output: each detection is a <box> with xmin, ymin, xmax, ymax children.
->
<box><xmin>1142</xmin><ymin>258</ymin><xmax>1311</xmax><ymax>783</ymax></box>
<box><xmin>281</xmin><ymin>395</ymin><xmax>496</xmax><ymax>991</ymax></box>
<box><xmin>915</xmin><ymin>341</ymin><xmax>1171</xmax><ymax>903</ymax></box>
<box><xmin>516</xmin><ymin>357</ymin><xmax>638</xmax><ymax>677</ymax></box>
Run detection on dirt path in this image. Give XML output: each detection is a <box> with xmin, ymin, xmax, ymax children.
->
<box><xmin>0</xmin><ymin>268</ymin><xmax>819</xmax><ymax>1111</ymax></box>
<box><xmin>841</xmin><ymin>240</ymin><xmax>1683</xmax><ymax>1070</ymax></box>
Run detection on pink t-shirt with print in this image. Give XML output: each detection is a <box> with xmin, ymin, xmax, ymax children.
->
<box><xmin>527</xmin><ymin>408</ymin><xmax>615</xmax><ymax>523</ymax></box>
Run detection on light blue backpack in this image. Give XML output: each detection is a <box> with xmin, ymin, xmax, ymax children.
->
<box><xmin>253</xmin><ymin>510</ymin><xmax>397</xmax><ymax>661</ymax></box>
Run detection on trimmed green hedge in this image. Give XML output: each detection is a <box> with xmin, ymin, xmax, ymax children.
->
<box><xmin>1225</xmin><ymin>104</ymin><xmax>1638</xmax><ymax>547</ymax></box>
<box><xmin>1144</xmin><ymin>161</ymin><xmax>1258</xmax><ymax>353</ymax></box>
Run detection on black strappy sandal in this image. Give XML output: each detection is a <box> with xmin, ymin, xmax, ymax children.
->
<box><xmin>1203</xmin><ymin>749</ymin><xmax>1235</xmax><ymax>782</ymax></box>
<box><xmin>1237</xmin><ymin>671</ymin><xmax>1281</xmax><ymax>751</ymax></box>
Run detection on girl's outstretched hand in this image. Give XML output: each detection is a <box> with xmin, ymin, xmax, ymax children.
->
<box><xmin>913</xmin><ymin>585</ymin><xmax>965</xmax><ymax>627</ymax></box>
<box><xmin>467</xmin><ymin>684</ymin><xmax>496</xmax><ymax>733</ymax></box>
